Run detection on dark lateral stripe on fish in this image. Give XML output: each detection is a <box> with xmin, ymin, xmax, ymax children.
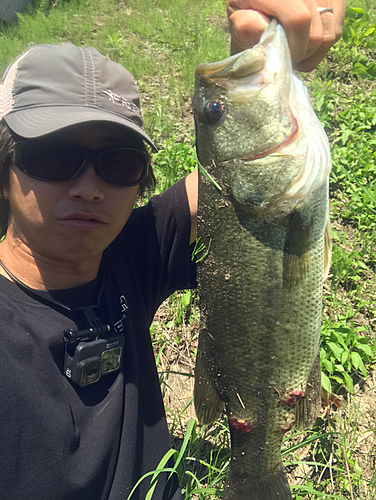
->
<box><xmin>283</xmin><ymin>211</ymin><xmax>312</xmax><ymax>288</ymax></box>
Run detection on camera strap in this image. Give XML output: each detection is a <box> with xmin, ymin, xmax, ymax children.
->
<box><xmin>0</xmin><ymin>259</ymin><xmax>125</xmax><ymax>387</ymax></box>
<box><xmin>0</xmin><ymin>258</ymin><xmax>106</xmax><ymax>328</ymax></box>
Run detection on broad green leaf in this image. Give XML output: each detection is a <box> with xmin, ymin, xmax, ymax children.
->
<box><xmin>322</xmin><ymin>358</ymin><xmax>334</xmax><ymax>375</ymax></box>
<box><xmin>343</xmin><ymin>372</ymin><xmax>354</xmax><ymax>394</ymax></box>
<box><xmin>341</xmin><ymin>350</ymin><xmax>349</xmax><ymax>365</ymax></box>
<box><xmin>366</xmin><ymin>62</ymin><xmax>376</xmax><ymax>77</ymax></box>
<box><xmin>351</xmin><ymin>352</ymin><xmax>368</xmax><ymax>377</ymax></box>
<box><xmin>357</xmin><ymin>343</ymin><xmax>373</xmax><ymax>357</ymax></box>
<box><xmin>350</xmin><ymin>351</ymin><xmax>362</xmax><ymax>370</ymax></box>
<box><xmin>182</xmin><ymin>291</ymin><xmax>191</xmax><ymax>306</ymax></box>
<box><xmin>328</xmin><ymin>342</ymin><xmax>343</xmax><ymax>361</ymax></box>
<box><xmin>353</xmin><ymin>62</ymin><xmax>371</xmax><ymax>79</ymax></box>
<box><xmin>320</xmin><ymin>347</ymin><xmax>328</xmax><ymax>360</ymax></box>
<box><xmin>332</xmin><ymin>331</ymin><xmax>348</xmax><ymax>349</ymax></box>
<box><xmin>321</xmin><ymin>371</ymin><xmax>332</xmax><ymax>394</ymax></box>
<box><xmin>349</xmin><ymin>7</ymin><xmax>364</xmax><ymax>14</ymax></box>
<box><xmin>364</xmin><ymin>27</ymin><xmax>375</xmax><ymax>37</ymax></box>
<box><xmin>354</xmin><ymin>462</ymin><xmax>362</xmax><ymax>477</ymax></box>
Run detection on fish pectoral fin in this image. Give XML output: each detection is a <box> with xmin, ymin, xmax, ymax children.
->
<box><xmin>323</xmin><ymin>219</ymin><xmax>332</xmax><ymax>281</ymax></box>
<box><xmin>283</xmin><ymin>211</ymin><xmax>312</xmax><ymax>288</ymax></box>
<box><xmin>294</xmin><ymin>353</ymin><xmax>322</xmax><ymax>430</ymax></box>
<box><xmin>194</xmin><ymin>348</ymin><xmax>224</xmax><ymax>425</ymax></box>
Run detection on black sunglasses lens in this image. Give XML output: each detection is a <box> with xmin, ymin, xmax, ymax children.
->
<box><xmin>16</xmin><ymin>140</ymin><xmax>148</xmax><ymax>186</ymax></box>
<box><xmin>20</xmin><ymin>139</ymin><xmax>84</xmax><ymax>180</ymax></box>
<box><xmin>98</xmin><ymin>149</ymin><xmax>147</xmax><ymax>186</ymax></box>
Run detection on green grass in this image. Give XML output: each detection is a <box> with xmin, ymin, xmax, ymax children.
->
<box><xmin>0</xmin><ymin>0</ymin><xmax>228</xmax><ymax>140</ymax></box>
<box><xmin>1</xmin><ymin>0</ymin><xmax>376</xmax><ymax>498</ymax></box>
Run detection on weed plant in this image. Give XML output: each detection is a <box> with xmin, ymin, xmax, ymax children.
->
<box><xmin>1</xmin><ymin>0</ymin><xmax>376</xmax><ymax>498</ymax></box>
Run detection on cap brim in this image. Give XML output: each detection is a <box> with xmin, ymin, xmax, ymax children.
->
<box><xmin>3</xmin><ymin>105</ymin><xmax>157</xmax><ymax>152</ymax></box>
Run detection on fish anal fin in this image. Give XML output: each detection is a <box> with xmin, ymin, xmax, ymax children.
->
<box><xmin>323</xmin><ymin>219</ymin><xmax>332</xmax><ymax>281</ymax></box>
<box><xmin>194</xmin><ymin>348</ymin><xmax>224</xmax><ymax>425</ymax></box>
<box><xmin>223</xmin><ymin>464</ymin><xmax>292</xmax><ymax>500</ymax></box>
<box><xmin>294</xmin><ymin>353</ymin><xmax>322</xmax><ymax>430</ymax></box>
<box><xmin>283</xmin><ymin>211</ymin><xmax>312</xmax><ymax>288</ymax></box>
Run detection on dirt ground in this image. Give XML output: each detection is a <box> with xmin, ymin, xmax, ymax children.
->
<box><xmin>154</xmin><ymin>301</ymin><xmax>376</xmax><ymax>498</ymax></box>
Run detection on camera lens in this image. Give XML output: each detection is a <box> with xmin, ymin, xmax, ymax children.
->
<box><xmin>80</xmin><ymin>359</ymin><xmax>101</xmax><ymax>386</ymax></box>
<box><xmin>101</xmin><ymin>347</ymin><xmax>122</xmax><ymax>374</ymax></box>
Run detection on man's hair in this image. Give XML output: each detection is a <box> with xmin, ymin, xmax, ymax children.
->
<box><xmin>0</xmin><ymin>121</ymin><xmax>156</xmax><ymax>238</ymax></box>
<box><xmin>0</xmin><ymin>122</ymin><xmax>13</xmax><ymax>238</ymax></box>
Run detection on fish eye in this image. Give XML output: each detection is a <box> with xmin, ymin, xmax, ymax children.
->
<box><xmin>205</xmin><ymin>99</ymin><xmax>226</xmax><ymax>122</ymax></box>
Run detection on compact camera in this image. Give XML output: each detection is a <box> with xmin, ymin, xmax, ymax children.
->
<box><xmin>63</xmin><ymin>325</ymin><xmax>124</xmax><ymax>387</ymax></box>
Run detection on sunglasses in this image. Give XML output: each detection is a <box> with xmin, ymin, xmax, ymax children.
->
<box><xmin>11</xmin><ymin>138</ymin><xmax>150</xmax><ymax>187</ymax></box>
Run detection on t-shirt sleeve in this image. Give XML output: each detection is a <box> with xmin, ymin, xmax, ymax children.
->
<box><xmin>115</xmin><ymin>178</ymin><xmax>197</xmax><ymax>320</ymax></box>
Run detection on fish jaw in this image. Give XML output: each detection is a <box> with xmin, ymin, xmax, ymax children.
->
<box><xmin>193</xmin><ymin>20</ymin><xmax>331</xmax><ymax>213</ymax></box>
<box><xmin>192</xmin><ymin>20</ymin><xmax>296</xmax><ymax>169</ymax></box>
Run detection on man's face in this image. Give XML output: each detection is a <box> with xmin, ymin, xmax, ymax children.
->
<box><xmin>4</xmin><ymin>123</ymin><xmax>141</xmax><ymax>264</ymax></box>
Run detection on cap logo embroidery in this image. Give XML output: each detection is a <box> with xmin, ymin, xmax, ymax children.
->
<box><xmin>102</xmin><ymin>89</ymin><xmax>142</xmax><ymax>118</ymax></box>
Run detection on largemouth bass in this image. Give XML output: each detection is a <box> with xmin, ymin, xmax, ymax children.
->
<box><xmin>192</xmin><ymin>19</ymin><xmax>331</xmax><ymax>500</ymax></box>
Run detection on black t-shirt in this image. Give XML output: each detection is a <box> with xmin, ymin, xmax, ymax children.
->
<box><xmin>0</xmin><ymin>179</ymin><xmax>196</xmax><ymax>500</ymax></box>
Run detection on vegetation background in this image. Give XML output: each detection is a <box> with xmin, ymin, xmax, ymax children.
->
<box><xmin>1</xmin><ymin>0</ymin><xmax>376</xmax><ymax>498</ymax></box>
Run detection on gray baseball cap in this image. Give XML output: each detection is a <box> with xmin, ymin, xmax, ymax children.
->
<box><xmin>0</xmin><ymin>42</ymin><xmax>156</xmax><ymax>150</ymax></box>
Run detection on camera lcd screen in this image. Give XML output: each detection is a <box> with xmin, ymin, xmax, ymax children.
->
<box><xmin>101</xmin><ymin>347</ymin><xmax>122</xmax><ymax>374</ymax></box>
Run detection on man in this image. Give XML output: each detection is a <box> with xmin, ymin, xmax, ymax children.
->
<box><xmin>0</xmin><ymin>1</ymin><xmax>345</xmax><ymax>499</ymax></box>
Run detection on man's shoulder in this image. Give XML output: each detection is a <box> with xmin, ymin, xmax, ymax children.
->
<box><xmin>111</xmin><ymin>178</ymin><xmax>188</xmax><ymax>247</ymax></box>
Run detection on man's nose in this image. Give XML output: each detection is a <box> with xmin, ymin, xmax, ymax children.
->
<box><xmin>67</xmin><ymin>161</ymin><xmax>105</xmax><ymax>202</ymax></box>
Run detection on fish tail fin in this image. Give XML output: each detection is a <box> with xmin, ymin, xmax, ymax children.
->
<box><xmin>223</xmin><ymin>465</ymin><xmax>292</xmax><ymax>500</ymax></box>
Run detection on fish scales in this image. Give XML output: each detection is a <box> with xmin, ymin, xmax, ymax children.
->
<box><xmin>193</xmin><ymin>20</ymin><xmax>331</xmax><ymax>500</ymax></box>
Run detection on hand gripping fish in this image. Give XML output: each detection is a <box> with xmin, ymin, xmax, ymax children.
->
<box><xmin>192</xmin><ymin>20</ymin><xmax>332</xmax><ymax>500</ymax></box>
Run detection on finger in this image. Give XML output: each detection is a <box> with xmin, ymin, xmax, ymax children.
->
<box><xmin>228</xmin><ymin>9</ymin><xmax>270</xmax><ymax>54</ymax></box>
<box><xmin>299</xmin><ymin>0</ymin><xmax>324</xmax><ymax>60</ymax></box>
<box><xmin>297</xmin><ymin>0</ymin><xmax>337</xmax><ymax>71</ymax></box>
<box><xmin>228</xmin><ymin>0</ymin><xmax>312</xmax><ymax>63</ymax></box>
<box><xmin>332</xmin><ymin>0</ymin><xmax>346</xmax><ymax>42</ymax></box>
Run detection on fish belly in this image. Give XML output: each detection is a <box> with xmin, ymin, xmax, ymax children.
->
<box><xmin>195</xmin><ymin>173</ymin><xmax>328</xmax><ymax>499</ymax></box>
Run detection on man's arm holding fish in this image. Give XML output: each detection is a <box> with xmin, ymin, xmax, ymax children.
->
<box><xmin>185</xmin><ymin>0</ymin><xmax>346</xmax><ymax>244</ymax></box>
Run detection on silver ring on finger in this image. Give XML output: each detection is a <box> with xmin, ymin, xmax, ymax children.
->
<box><xmin>317</xmin><ymin>7</ymin><xmax>334</xmax><ymax>13</ymax></box>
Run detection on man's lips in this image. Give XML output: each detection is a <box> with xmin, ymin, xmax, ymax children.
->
<box><xmin>59</xmin><ymin>212</ymin><xmax>107</xmax><ymax>230</ymax></box>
